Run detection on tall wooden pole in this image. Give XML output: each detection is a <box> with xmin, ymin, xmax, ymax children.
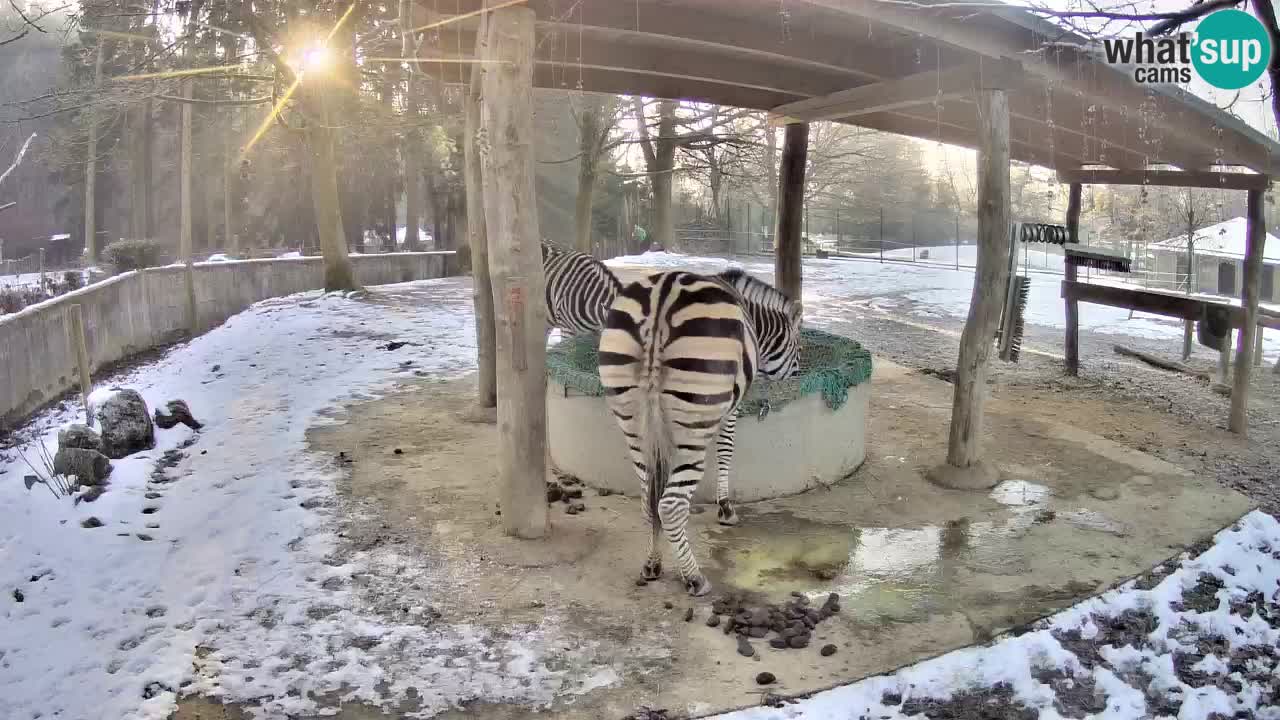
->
<box><xmin>67</xmin><ymin>304</ymin><xmax>93</xmax><ymax>428</ymax></box>
<box><xmin>929</xmin><ymin>88</ymin><xmax>1010</xmax><ymax>490</ymax></box>
<box><xmin>465</xmin><ymin>12</ymin><xmax>497</xmax><ymax>413</ymax></box>
<box><xmin>774</xmin><ymin>121</ymin><xmax>809</xmax><ymax>302</ymax></box>
<box><xmin>84</xmin><ymin>42</ymin><xmax>105</xmax><ymax>267</ymax></box>
<box><xmin>480</xmin><ymin>6</ymin><xmax>548</xmax><ymax>539</ymax></box>
<box><xmin>180</xmin><ymin>78</ymin><xmax>197</xmax><ymax>332</ymax></box>
<box><xmin>1064</xmin><ymin>182</ymin><xmax>1082</xmax><ymax>376</ymax></box>
<box><xmin>1229</xmin><ymin>188</ymin><xmax>1267</xmax><ymax>435</ymax></box>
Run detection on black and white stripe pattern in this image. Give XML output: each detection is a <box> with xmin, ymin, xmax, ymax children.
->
<box><xmin>707</xmin><ymin>268</ymin><xmax>803</xmax><ymax>526</ymax></box>
<box><xmin>541</xmin><ymin>241</ymin><xmax>623</xmax><ymax>337</ymax></box>
<box><xmin>599</xmin><ymin>269</ymin><xmax>802</xmax><ymax>596</ymax></box>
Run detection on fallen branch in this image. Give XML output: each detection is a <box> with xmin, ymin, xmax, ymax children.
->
<box><xmin>0</xmin><ymin>132</ymin><xmax>36</xmax><ymax>187</ymax></box>
<box><xmin>1113</xmin><ymin>344</ymin><xmax>1210</xmax><ymax>379</ymax></box>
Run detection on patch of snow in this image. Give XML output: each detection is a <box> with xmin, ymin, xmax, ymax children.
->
<box><xmin>206</xmin><ymin>253</ymin><xmax>233</xmax><ymax>262</ymax></box>
<box><xmin>0</xmin><ymin>278</ymin><xmax>622</xmax><ymax>720</ymax></box>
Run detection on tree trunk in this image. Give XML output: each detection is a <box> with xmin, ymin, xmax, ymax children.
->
<box><xmin>764</xmin><ymin>118</ymin><xmax>778</xmax><ymax>246</ymax></box>
<box><xmin>224</xmin><ymin>108</ymin><xmax>236</xmax><ymax>253</ymax></box>
<box><xmin>480</xmin><ymin>5</ymin><xmax>548</xmax><ymax>539</ymax></box>
<box><xmin>574</xmin><ymin>98</ymin><xmax>604</xmax><ymax>254</ymax></box>
<box><xmin>774</xmin><ymin>122</ymin><xmax>808</xmax><ymax>302</ymax></box>
<box><xmin>465</xmin><ymin>35</ymin><xmax>497</xmax><ymax>409</ymax></box>
<box><xmin>84</xmin><ymin>42</ymin><xmax>104</xmax><ymax>266</ymax></box>
<box><xmin>180</xmin><ymin>79</ymin><xmax>197</xmax><ymax>331</ymax></box>
<box><xmin>937</xmin><ymin>88</ymin><xmax>1010</xmax><ymax>484</ymax></box>
<box><xmin>308</xmin><ymin>87</ymin><xmax>358</xmax><ymax>291</ymax></box>
<box><xmin>652</xmin><ymin>101</ymin><xmax>677</xmax><ymax>250</ymax></box>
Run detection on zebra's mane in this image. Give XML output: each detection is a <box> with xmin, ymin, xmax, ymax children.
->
<box><xmin>541</xmin><ymin>239</ymin><xmax>624</xmax><ymax>293</ymax></box>
<box><xmin>716</xmin><ymin>268</ymin><xmax>800</xmax><ymax>319</ymax></box>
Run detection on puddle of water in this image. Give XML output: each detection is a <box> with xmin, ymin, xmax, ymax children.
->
<box><xmin>707</xmin><ymin>511</ymin><xmax>1033</xmax><ymax>624</ymax></box>
<box><xmin>1058</xmin><ymin>509</ymin><xmax>1130</xmax><ymax>536</ymax></box>
<box><xmin>989</xmin><ymin>480</ymin><xmax>1052</xmax><ymax>508</ymax></box>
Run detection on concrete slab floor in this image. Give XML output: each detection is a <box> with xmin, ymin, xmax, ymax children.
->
<box><xmin>175</xmin><ymin>358</ymin><xmax>1253</xmax><ymax>720</ymax></box>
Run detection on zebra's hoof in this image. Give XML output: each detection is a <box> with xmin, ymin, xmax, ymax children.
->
<box><xmin>685</xmin><ymin>574</ymin><xmax>712</xmax><ymax>597</ymax></box>
<box><xmin>642</xmin><ymin>558</ymin><xmax>663</xmax><ymax>581</ymax></box>
<box><xmin>717</xmin><ymin>501</ymin><xmax>740</xmax><ymax>527</ymax></box>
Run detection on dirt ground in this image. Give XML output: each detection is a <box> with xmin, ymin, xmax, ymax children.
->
<box><xmin>179</xmin><ymin>349</ymin><xmax>1251</xmax><ymax>720</ymax></box>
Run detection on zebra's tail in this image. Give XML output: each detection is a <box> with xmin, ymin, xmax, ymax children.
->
<box><xmin>638</xmin><ymin>362</ymin><xmax>670</xmax><ymax>529</ymax></box>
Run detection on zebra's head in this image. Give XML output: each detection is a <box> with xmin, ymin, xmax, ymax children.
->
<box><xmin>716</xmin><ymin>268</ymin><xmax>803</xmax><ymax>379</ymax></box>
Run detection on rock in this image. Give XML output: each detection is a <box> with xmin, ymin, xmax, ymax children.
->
<box><xmin>788</xmin><ymin>633</ymin><xmax>810</xmax><ymax>649</ymax></box>
<box><xmin>770</xmin><ymin>637</ymin><xmax>788</xmax><ymax>649</ymax></box>
<box><xmin>706</xmin><ymin>614</ymin><xmax>721</xmax><ymax>627</ymax></box>
<box><xmin>546</xmin><ymin>483</ymin><xmax>564</xmax><ymax>503</ymax></box>
<box><xmin>53</xmin><ymin>447</ymin><xmax>113</xmax><ymax>486</ymax></box>
<box><xmin>597</xmin><ymin>488</ymin><xmax>614</xmax><ymax>496</ymax></box>
<box><xmin>820</xmin><ymin>644</ymin><xmax>838</xmax><ymax>657</ymax></box>
<box><xmin>563</xmin><ymin>487</ymin><xmax>584</xmax><ymax>500</ymax></box>
<box><xmin>684</xmin><ymin>607</ymin><xmax>694</xmax><ymax>622</ymax></box>
<box><xmin>664</xmin><ymin>601</ymin><xmax>674</xmax><ymax>610</ymax></box>
<box><xmin>748</xmin><ymin>626</ymin><xmax>768</xmax><ymax>638</ymax></box>
<box><xmin>153</xmin><ymin>399</ymin><xmax>202</xmax><ymax>431</ymax></box>
<box><xmin>565</xmin><ymin>501</ymin><xmax>586</xmax><ymax>514</ymax></box>
<box><xmin>96</xmin><ymin>390</ymin><xmax>155</xmax><ymax>459</ymax></box>
<box><xmin>736</xmin><ymin>636</ymin><xmax>755</xmax><ymax>657</ymax></box>
<box><xmin>635</xmin><ymin>579</ymin><xmax>648</xmax><ymax>587</ymax></box>
<box><xmin>12</xmin><ymin>589</ymin><xmax>24</xmax><ymax>602</ymax></box>
<box><xmin>58</xmin><ymin>424</ymin><xmax>101</xmax><ymax>451</ymax></box>
<box><xmin>755</xmin><ymin>672</ymin><xmax>776</xmax><ymax>685</ymax></box>
<box><xmin>394</xmin><ymin>448</ymin><xmax>403</xmax><ymax>455</ymax></box>
<box><xmin>81</xmin><ymin>516</ymin><xmax>103</xmax><ymax>528</ymax></box>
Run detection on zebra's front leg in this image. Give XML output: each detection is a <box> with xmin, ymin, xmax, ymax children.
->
<box><xmin>659</xmin><ymin>450</ymin><xmax>711</xmax><ymax>596</ymax></box>
<box><xmin>715</xmin><ymin>416</ymin><xmax>740</xmax><ymax>527</ymax></box>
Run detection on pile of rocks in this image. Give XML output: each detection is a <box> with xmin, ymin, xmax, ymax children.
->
<box><xmin>706</xmin><ymin>590</ymin><xmax>841</xmax><ymax>656</ymax></box>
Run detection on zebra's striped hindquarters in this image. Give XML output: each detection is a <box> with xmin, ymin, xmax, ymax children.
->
<box><xmin>598</xmin><ymin>271</ymin><xmax>759</xmax><ymax>597</ymax></box>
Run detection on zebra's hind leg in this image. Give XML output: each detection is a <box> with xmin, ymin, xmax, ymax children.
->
<box><xmin>616</xmin><ymin>400</ymin><xmax>663</xmax><ymax>580</ymax></box>
<box><xmin>714</xmin><ymin>416</ymin><xmax>740</xmax><ymax>526</ymax></box>
<box><xmin>658</xmin><ymin>447</ymin><xmax>711</xmax><ymax>596</ymax></box>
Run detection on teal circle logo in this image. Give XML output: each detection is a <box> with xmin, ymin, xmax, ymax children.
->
<box><xmin>1192</xmin><ymin>9</ymin><xmax>1272</xmax><ymax>90</ymax></box>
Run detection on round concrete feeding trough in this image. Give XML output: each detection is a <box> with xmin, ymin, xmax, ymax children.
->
<box><xmin>546</xmin><ymin>328</ymin><xmax>874</xmax><ymax>503</ymax></box>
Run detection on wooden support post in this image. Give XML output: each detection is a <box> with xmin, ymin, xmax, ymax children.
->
<box><xmin>67</xmin><ymin>304</ymin><xmax>93</xmax><ymax>428</ymax></box>
<box><xmin>465</xmin><ymin>12</ymin><xmax>497</xmax><ymax>415</ymax></box>
<box><xmin>480</xmin><ymin>5</ymin><xmax>548</xmax><ymax>539</ymax></box>
<box><xmin>38</xmin><ymin>247</ymin><xmax>45</xmax><ymax>291</ymax></box>
<box><xmin>1064</xmin><ymin>182</ymin><xmax>1082</xmax><ymax>376</ymax></box>
<box><xmin>1229</xmin><ymin>188</ymin><xmax>1267</xmax><ymax>434</ymax></box>
<box><xmin>1255</xmin><ymin>326</ymin><xmax>1264</xmax><ymax>367</ymax></box>
<box><xmin>1218</xmin><ymin>331</ymin><xmax>1233</xmax><ymax>385</ymax></box>
<box><xmin>774</xmin><ymin>121</ymin><xmax>809</xmax><ymax>302</ymax></box>
<box><xmin>180</xmin><ymin>78</ymin><xmax>197</xmax><ymax>333</ymax></box>
<box><xmin>929</xmin><ymin>88</ymin><xmax>1010</xmax><ymax>490</ymax></box>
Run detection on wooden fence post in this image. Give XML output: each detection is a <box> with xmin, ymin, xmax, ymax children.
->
<box><xmin>67</xmin><ymin>304</ymin><xmax>93</xmax><ymax>428</ymax></box>
<box><xmin>480</xmin><ymin>5</ymin><xmax>548</xmax><ymax>539</ymax></box>
<box><xmin>1064</xmin><ymin>182</ymin><xmax>1082</xmax><ymax>376</ymax></box>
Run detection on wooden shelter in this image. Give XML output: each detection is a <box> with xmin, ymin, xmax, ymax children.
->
<box><xmin>437</xmin><ymin>0</ymin><xmax>1280</xmax><ymax>528</ymax></box>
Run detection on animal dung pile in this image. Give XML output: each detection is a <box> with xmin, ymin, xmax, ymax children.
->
<box><xmin>547</xmin><ymin>473</ymin><xmax>588</xmax><ymax>514</ymax></box>
<box><xmin>706</xmin><ymin>590</ymin><xmax>841</xmax><ymax>655</ymax></box>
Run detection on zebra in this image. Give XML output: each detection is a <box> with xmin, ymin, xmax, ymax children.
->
<box><xmin>706</xmin><ymin>267</ymin><xmax>803</xmax><ymax>527</ymax></box>
<box><xmin>541</xmin><ymin>240</ymin><xmax>623</xmax><ymax>338</ymax></box>
<box><xmin>598</xmin><ymin>269</ymin><xmax>802</xmax><ymax>596</ymax></box>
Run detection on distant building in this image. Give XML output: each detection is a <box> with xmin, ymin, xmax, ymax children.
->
<box><xmin>1148</xmin><ymin>217</ymin><xmax>1280</xmax><ymax>303</ymax></box>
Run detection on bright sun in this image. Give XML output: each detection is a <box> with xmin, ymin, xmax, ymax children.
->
<box><xmin>300</xmin><ymin>47</ymin><xmax>330</xmax><ymax>71</ymax></box>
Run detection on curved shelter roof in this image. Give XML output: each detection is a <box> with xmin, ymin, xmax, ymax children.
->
<box><xmin>419</xmin><ymin>0</ymin><xmax>1280</xmax><ymax>177</ymax></box>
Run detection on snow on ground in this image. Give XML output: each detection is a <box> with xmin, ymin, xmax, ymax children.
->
<box><xmin>608</xmin><ymin>249</ymin><xmax>1280</xmax><ymax>364</ymax></box>
<box><xmin>0</xmin><ymin>280</ymin><xmax>612</xmax><ymax>720</ymax></box>
<box><xmin>711</xmin><ymin>510</ymin><xmax>1280</xmax><ymax>720</ymax></box>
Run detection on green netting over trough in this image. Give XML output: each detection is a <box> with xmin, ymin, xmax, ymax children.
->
<box><xmin>546</xmin><ymin>327</ymin><xmax>873</xmax><ymax>416</ymax></box>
